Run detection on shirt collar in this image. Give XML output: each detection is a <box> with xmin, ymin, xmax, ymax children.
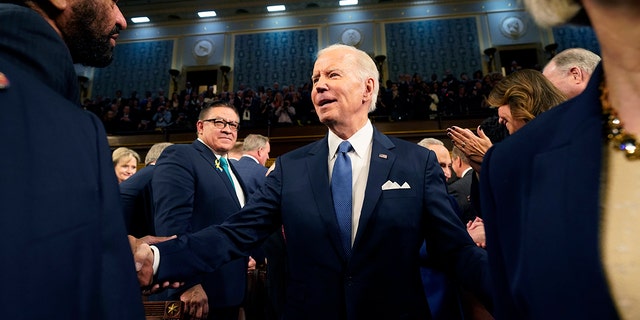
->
<box><xmin>328</xmin><ymin>120</ymin><xmax>373</xmax><ymax>159</ymax></box>
<box><xmin>242</xmin><ymin>154</ymin><xmax>259</xmax><ymax>164</ymax></box>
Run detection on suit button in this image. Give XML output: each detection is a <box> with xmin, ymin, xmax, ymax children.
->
<box><xmin>345</xmin><ymin>276</ymin><xmax>353</xmax><ymax>286</ymax></box>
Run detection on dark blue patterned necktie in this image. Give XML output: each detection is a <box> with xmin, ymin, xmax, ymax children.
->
<box><xmin>331</xmin><ymin>141</ymin><xmax>353</xmax><ymax>257</ymax></box>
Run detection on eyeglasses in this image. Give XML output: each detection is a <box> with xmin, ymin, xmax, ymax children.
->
<box><xmin>202</xmin><ymin>118</ymin><xmax>239</xmax><ymax>131</ymax></box>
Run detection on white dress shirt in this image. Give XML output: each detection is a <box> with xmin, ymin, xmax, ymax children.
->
<box><xmin>327</xmin><ymin>120</ymin><xmax>373</xmax><ymax>246</ymax></box>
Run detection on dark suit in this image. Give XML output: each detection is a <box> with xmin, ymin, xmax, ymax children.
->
<box><xmin>0</xmin><ymin>4</ymin><xmax>144</xmax><ymax>319</ymax></box>
<box><xmin>230</xmin><ymin>156</ymin><xmax>268</xmax><ymax>196</ymax></box>
<box><xmin>152</xmin><ymin>140</ymin><xmax>248</xmax><ymax>316</ymax></box>
<box><xmin>154</xmin><ymin>127</ymin><xmax>490</xmax><ymax>320</ymax></box>
<box><xmin>120</xmin><ymin>165</ymin><xmax>157</xmax><ymax>237</ymax></box>
<box><xmin>480</xmin><ymin>64</ymin><xmax>619</xmax><ymax>319</ymax></box>
<box><xmin>448</xmin><ymin>169</ymin><xmax>475</xmax><ymax>223</ymax></box>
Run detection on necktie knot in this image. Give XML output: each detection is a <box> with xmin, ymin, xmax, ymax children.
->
<box><xmin>337</xmin><ymin>141</ymin><xmax>353</xmax><ymax>155</ymax></box>
<box><xmin>219</xmin><ymin>156</ymin><xmax>229</xmax><ymax>169</ymax></box>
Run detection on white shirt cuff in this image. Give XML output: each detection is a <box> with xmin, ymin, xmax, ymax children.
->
<box><xmin>150</xmin><ymin>245</ymin><xmax>160</xmax><ymax>275</ymax></box>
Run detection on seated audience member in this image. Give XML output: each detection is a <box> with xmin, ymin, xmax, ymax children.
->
<box><xmin>120</xmin><ymin>142</ymin><xmax>173</xmax><ymax>237</ymax></box>
<box><xmin>152</xmin><ymin>106</ymin><xmax>172</xmax><ymax>130</ymax></box>
<box><xmin>274</xmin><ymin>100</ymin><xmax>296</xmax><ymax>126</ymax></box>
<box><xmin>117</xmin><ymin>105</ymin><xmax>139</xmax><ymax>132</ymax></box>
<box><xmin>542</xmin><ymin>48</ymin><xmax>600</xmax><ymax>99</ymax></box>
<box><xmin>112</xmin><ymin>147</ymin><xmax>141</xmax><ymax>183</ymax></box>
<box><xmin>447</xmin><ymin>69</ymin><xmax>567</xmax><ymax>172</ymax></box>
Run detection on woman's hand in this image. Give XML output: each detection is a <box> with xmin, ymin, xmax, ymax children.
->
<box><xmin>447</xmin><ymin>125</ymin><xmax>493</xmax><ymax>172</ymax></box>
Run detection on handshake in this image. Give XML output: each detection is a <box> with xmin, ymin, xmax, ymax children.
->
<box><xmin>128</xmin><ymin>235</ymin><xmax>183</xmax><ymax>293</ymax></box>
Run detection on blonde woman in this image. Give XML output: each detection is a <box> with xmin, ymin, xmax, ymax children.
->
<box><xmin>112</xmin><ymin>147</ymin><xmax>140</xmax><ymax>183</ymax></box>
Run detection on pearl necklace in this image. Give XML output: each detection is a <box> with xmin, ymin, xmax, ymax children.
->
<box><xmin>600</xmin><ymin>80</ymin><xmax>640</xmax><ymax>160</ymax></box>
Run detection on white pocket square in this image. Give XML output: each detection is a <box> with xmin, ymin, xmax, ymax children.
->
<box><xmin>381</xmin><ymin>180</ymin><xmax>411</xmax><ymax>190</ymax></box>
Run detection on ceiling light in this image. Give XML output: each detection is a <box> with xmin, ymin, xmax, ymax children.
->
<box><xmin>198</xmin><ymin>10</ymin><xmax>217</xmax><ymax>18</ymax></box>
<box><xmin>131</xmin><ymin>16</ymin><xmax>150</xmax><ymax>23</ymax></box>
<box><xmin>267</xmin><ymin>5</ymin><xmax>286</xmax><ymax>12</ymax></box>
<box><xmin>339</xmin><ymin>0</ymin><xmax>358</xmax><ymax>5</ymax></box>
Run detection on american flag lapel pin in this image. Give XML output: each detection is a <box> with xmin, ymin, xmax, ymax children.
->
<box><xmin>378</xmin><ymin>153</ymin><xmax>388</xmax><ymax>159</ymax></box>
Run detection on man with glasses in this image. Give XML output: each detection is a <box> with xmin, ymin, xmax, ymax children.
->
<box><xmin>151</xmin><ymin>101</ymin><xmax>248</xmax><ymax>320</ymax></box>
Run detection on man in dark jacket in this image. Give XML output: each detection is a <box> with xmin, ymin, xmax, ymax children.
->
<box><xmin>0</xmin><ymin>1</ymin><xmax>156</xmax><ymax>318</ymax></box>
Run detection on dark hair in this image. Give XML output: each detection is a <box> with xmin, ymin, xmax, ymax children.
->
<box><xmin>480</xmin><ymin>115</ymin><xmax>509</xmax><ymax>144</ymax></box>
<box><xmin>198</xmin><ymin>100</ymin><xmax>238</xmax><ymax>120</ymax></box>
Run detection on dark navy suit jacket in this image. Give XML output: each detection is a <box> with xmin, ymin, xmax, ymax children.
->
<box><xmin>152</xmin><ymin>140</ymin><xmax>248</xmax><ymax>307</ymax></box>
<box><xmin>120</xmin><ymin>165</ymin><xmax>157</xmax><ymax>237</ymax></box>
<box><xmin>448</xmin><ymin>169</ymin><xmax>475</xmax><ymax>223</ymax></box>
<box><xmin>230</xmin><ymin>156</ymin><xmax>268</xmax><ymax>196</ymax></box>
<box><xmin>481</xmin><ymin>65</ymin><xmax>619</xmax><ymax>319</ymax></box>
<box><xmin>154</xmin><ymin>128</ymin><xmax>490</xmax><ymax>320</ymax></box>
<box><xmin>0</xmin><ymin>4</ymin><xmax>144</xmax><ymax>319</ymax></box>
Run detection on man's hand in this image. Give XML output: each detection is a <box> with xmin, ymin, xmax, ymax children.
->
<box><xmin>128</xmin><ymin>235</ymin><xmax>156</xmax><ymax>287</ymax></box>
<box><xmin>180</xmin><ymin>284</ymin><xmax>209</xmax><ymax>320</ymax></box>
<box><xmin>247</xmin><ymin>256</ymin><xmax>257</xmax><ymax>271</ymax></box>
<box><xmin>466</xmin><ymin>217</ymin><xmax>486</xmax><ymax>248</ymax></box>
<box><xmin>133</xmin><ymin>235</ymin><xmax>177</xmax><ymax>246</ymax></box>
<box><xmin>128</xmin><ymin>235</ymin><xmax>178</xmax><ymax>290</ymax></box>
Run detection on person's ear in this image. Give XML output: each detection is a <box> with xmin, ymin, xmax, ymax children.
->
<box><xmin>569</xmin><ymin>66</ymin><xmax>583</xmax><ymax>83</ymax></box>
<box><xmin>362</xmin><ymin>77</ymin><xmax>375</xmax><ymax>104</ymax></box>
<box><xmin>49</xmin><ymin>0</ymin><xmax>69</xmax><ymax>11</ymax></box>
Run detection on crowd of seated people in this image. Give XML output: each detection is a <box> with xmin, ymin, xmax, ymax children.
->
<box><xmin>84</xmin><ymin>69</ymin><xmax>507</xmax><ymax>135</ymax></box>
<box><xmin>372</xmin><ymin>71</ymin><xmax>504</xmax><ymax>121</ymax></box>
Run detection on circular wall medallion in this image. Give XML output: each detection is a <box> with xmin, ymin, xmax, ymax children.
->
<box><xmin>500</xmin><ymin>16</ymin><xmax>526</xmax><ymax>39</ymax></box>
<box><xmin>193</xmin><ymin>39</ymin><xmax>214</xmax><ymax>58</ymax></box>
<box><xmin>341</xmin><ymin>28</ymin><xmax>363</xmax><ymax>47</ymax></box>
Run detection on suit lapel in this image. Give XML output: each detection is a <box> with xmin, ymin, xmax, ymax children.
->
<box><xmin>306</xmin><ymin>137</ymin><xmax>348</xmax><ymax>259</ymax></box>
<box><xmin>193</xmin><ymin>140</ymin><xmax>242</xmax><ymax>208</ymax></box>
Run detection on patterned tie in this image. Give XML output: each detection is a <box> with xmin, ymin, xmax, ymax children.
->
<box><xmin>219</xmin><ymin>156</ymin><xmax>234</xmax><ymax>188</ymax></box>
<box><xmin>331</xmin><ymin>141</ymin><xmax>353</xmax><ymax>257</ymax></box>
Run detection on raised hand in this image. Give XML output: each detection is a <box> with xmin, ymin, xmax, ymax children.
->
<box><xmin>447</xmin><ymin>125</ymin><xmax>493</xmax><ymax>173</ymax></box>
